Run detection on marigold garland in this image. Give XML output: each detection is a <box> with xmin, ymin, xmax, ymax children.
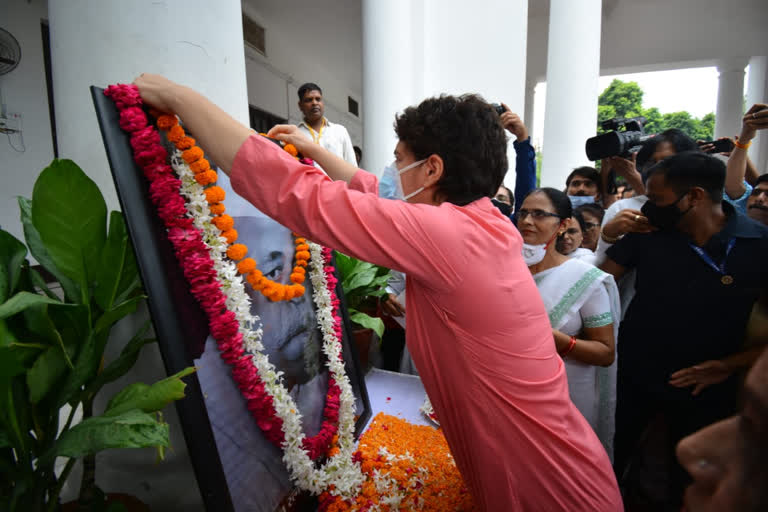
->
<box><xmin>154</xmin><ymin>113</ymin><xmax>310</xmax><ymax>302</ymax></box>
<box><xmin>105</xmin><ymin>84</ymin><xmax>363</xmax><ymax>495</ymax></box>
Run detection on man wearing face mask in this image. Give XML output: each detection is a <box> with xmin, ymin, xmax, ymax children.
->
<box><xmin>600</xmin><ymin>151</ymin><xmax>768</xmax><ymax>508</ymax></box>
<box><xmin>565</xmin><ymin>166</ymin><xmax>602</xmax><ymax>208</ymax></box>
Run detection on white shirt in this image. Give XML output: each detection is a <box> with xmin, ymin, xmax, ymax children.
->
<box><xmin>297</xmin><ymin>118</ymin><xmax>357</xmax><ymax>167</ymax></box>
<box><xmin>593</xmin><ymin>195</ymin><xmax>647</xmax><ymax>319</ymax></box>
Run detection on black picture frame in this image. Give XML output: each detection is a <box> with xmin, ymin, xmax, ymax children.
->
<box><xmin>90</xmin><ymin>86</ymin><xmax>371</xmax><ymax>511</ymax></box>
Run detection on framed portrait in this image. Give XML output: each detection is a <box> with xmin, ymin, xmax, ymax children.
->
<box><xmin>91</xmin><ymin>86</ymin><xmax>371</xmax><ymax>512</ymax></box>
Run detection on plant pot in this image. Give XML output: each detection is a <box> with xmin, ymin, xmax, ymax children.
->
<box><xmin>352</xmin><ymin>328</ymin><xmax>373</xmax><ymax>371</ymax></box>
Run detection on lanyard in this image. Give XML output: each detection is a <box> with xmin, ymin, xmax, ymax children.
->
<box><xmin>688</xmin><ymin>237</ymin><xmax>736</xmax><ymax>284</ymax></box>
<box><xmin>305</xmin><ymin>119</ymin><xmax>326</xmax><ymax>144</ymax></box>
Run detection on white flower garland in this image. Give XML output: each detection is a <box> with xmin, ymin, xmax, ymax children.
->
<box><xmin>170</xmin><ymin>150</ymin><xmax>364</xmax><ymax>496</ymax></box>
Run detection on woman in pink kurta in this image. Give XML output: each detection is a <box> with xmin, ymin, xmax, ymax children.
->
<box><xmin>134</xmin><ymin>75</ymin><xmax>623</xmax><ymax>511</ymax></box>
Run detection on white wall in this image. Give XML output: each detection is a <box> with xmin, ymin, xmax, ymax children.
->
<box><xmin>241</xmin><ymin>1</ymin><xmax>363</xmax><ymax>148</ymax></box>
<box><xmin>0</xmin><ymin>0</ymin><xmax>55</xmax><ymax>244</ymax></box>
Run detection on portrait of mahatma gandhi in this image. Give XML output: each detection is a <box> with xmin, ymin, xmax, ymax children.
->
<box><xmin>194</xmin><ymin>173</ymin><xmax>354</xmax><ymax>511</ymax></box>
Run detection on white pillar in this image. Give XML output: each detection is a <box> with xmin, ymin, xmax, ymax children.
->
<box><xmin>48</xmin><ymin>1</ymin><xmax>249</xmax><ymax>507</ymax></box>
<box><xmin>746</xmin><ymin>56</ymin><xmax>768</xmax><ymax>174</ymax></box>
<box><xmin>49</xmin><ymin>0</ymin><xmax>249</xmax><ymax>213</ymax></box>
<box><xmin>540</xmin><ymin>0</ymin><xmax>602</xmax><ymax>189</ymax></box>
<box><xmin>362</xmin><ymin>0</ymin><xmax>418</xmax><ymax>175</ymax></box>
<box><xmin>523</xmin><ymin>78</ymin><xmax>538</xmax><ymax>139</ymax></box>
<box><xmin>714</xmin><ymin>60</ymin><xmax>747</xmax><ymax>140</ymax></box>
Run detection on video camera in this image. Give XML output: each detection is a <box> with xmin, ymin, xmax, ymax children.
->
<box><xmin>585</xmin><ymin>116</ymin><xmax>652</xmax><ymax>161</ymax></box>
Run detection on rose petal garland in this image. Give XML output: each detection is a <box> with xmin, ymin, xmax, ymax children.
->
<box><xmin>104</xmin><ymin>84</ymin><xmax>363</xmax><ymax>496</ymax></box>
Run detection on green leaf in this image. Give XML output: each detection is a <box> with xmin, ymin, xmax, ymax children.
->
<box><xmin>31</xmin><ymin>159</ymin><xmax>107</xmax><ymax>287</ymax></box>
<box><xmin>18</xmin><ymin>197</ymin><xmax>80</xmax><ymax>303</ymax></box>
<box><xmin>0</xmin><ymin>291</ymin><xmax>67</xmax><ymax>320</ymax></box>
<box><xmin>93</xmin><ymin>295</ymin><xmax>146</xmax><ymax>334</ymax></box>
<box><xmin>85</xmin><ymin>321</ymin><xmax>155</xmax><ymax>394</ymax></box>
<box><xmin>0</xmin><ymin>347</ymin><xmax>27</xmax><ymax>378</ymax></box>
<box><xmin>333</xmin><ymin>252</ymin><xmax>356</xmax><ymax>280</ymax></box>
<box><xmin>53</xmin><ymin>409</ymin><xmax>170</xmax><ymax>459</ymax></box>
<box><xmin>93</xmin><ymin>211</ymin><xmax>129</xmax><ymax>311</ymax></box>
<box><xmin>349</xmin><ymin>310</ymin><xmax>385</xmax><ymax>339</ymax></box>
<box><xmin>343</xmin><ymin>266</ymin><xmax>378</xmax><ymax>294</ymax></box>
<box><xmin>0</xmin><ymin>430</ymin><xmax>10</xmax><ymax>448</ymax></box>
<box><xmin>0</xmin><ymin>230</ymin><xmax>27</xmax><ymax>299</ymax></box>
<box><xmin>55</xmin><ymin>330</ymin><xmax>104</xmax><ymax>408</ymax></box>
<box><xmin>28</xmin><ymin>267</ymin><xmax>59</xmax><ymax>300</ymax></box>
<box><xmin>104</xmin><ymin>367</ymin><xmax>196</xmax><ymax>418</ymax></box>
<box><xmin>27</xmin><ymin>346</ymin><xmax>69</xmax><ymax>403</ymax></box>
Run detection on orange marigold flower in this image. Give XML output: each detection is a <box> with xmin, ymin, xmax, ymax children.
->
<box><xmin>209</xmin><ymin>203</ymin><xmax>226</xmax><ymax>215</ymax></box>
<box><xmin>294</xmin><ymin>237</ymin><xmax>306</xmax><ymax>245</ymax></box>
<box><xmin>290</xmin><ymin>273</ymin><xmax>305</xmax><ymax>284</ymax></box>
<box><xmin>292</xmin><ymin>266</ymin><xmax>306</xmax><ymax>275</ymax></box>
<box><xmin>226</xmin><ymin>244</ymin><xmax>248</xmax><ymax>261</ymax></box>
<box><xmin>221</xmin><ymin>228</ymin><xmax>238</xmax><ymax>243</ymax></box>
<box><xmin>167</xmin><ymin>124</ymin><xmax>185</xmax><ymax>143</ymax></box>
<box><xmin>204</xmin><ymin>186</ymin><xmax>225</xmax><ymax>204</ymax></box>
<box><xmin>295</xmin><ymin>243</ymin><xmax>310</xmax><ymax>252</ymax></box>
<box><xmin>236</xmin><ymin>258</ymin><xmax>256</xmax><ymax>274</ymax></box>
<box><xmin>283</xmin><ymin>287</ymin><xmax>296</xmax><ymax>301</ymax></box>
<box><xmin>212</xmin><ymin>214</ymin><xmax>234</xmax><ymax>231</ymax></box>
<box><xmin>190</xmin><ymin>158</ymin><xmax>211</xmax><ymax>174</ymax></box>
<box><xmin>182</xmin><ymin>146</ymin><xmax>204</xmax><ymax>164</ymax></box>
<box><xmin>156</xmin><ymin>114</ymin><xmax>178</xmax><ymax>129</ymax></box>
<box><xmin>194</xmin><ymin>170</ymin><xmax>218</xmax><ymax>186</ymax></box>
<box><xmin>291</xmin><ymin>284</ymin><xmax>305</xmax><ymax>296</ymax></box>
<box><xmin>295</xmin><ymin>250</ymin><xmax>311</xmax><ymax>261</ymax></box>
<box><xmin>176</xmin><ymin>136</ymin><xmax>196</xmax><ymax>150</ymax></box>
<box><xmin>283</xmin><ymin>144</ymin><xmax>298</xmax><ymax>157</ymax></box>
<box><xmin>268</xmin><ymin>286</ymin><xmax>286</xmax><ymax>302</ymax></box>
<box><xmin>295</xmin><ymin>259</ymin><xmax>308</xmax><ymax>268</ymax></box>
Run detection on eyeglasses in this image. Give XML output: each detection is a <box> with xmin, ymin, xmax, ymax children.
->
<box><xmin>584</xmin><ymin>222</ymin><xmax>600</xmax><ymax>231</ymax></box>
<box><xmin>517</xmin><ymin>209</ymin><xmax>561</xmax><ymax>221</ymax></box>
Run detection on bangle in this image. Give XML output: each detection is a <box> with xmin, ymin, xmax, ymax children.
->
<box><xmin>734</xmin><ymin>139</ymin><xmax>752</xmax><ymax>150</ymax></box>
<box><xmin>601</xmin><ymin>229</ymin><xmax>621</xmax><ymax>244</ymax></box>
<box><xmin>561</xmin><ymin>336</ymin><xmax>577</xmax><ymax>357</ymax></box>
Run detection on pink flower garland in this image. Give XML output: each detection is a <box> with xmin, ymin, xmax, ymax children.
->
<box><xmin>104</xmin><ymin>84</ymin><xmax>343</xmax><ymax>460</ymax></box>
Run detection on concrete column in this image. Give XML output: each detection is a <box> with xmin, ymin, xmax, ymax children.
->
<box><xmin>540</xmin><ymin>0</ymin><xmax>602</xmax><ymax>189</ymax></box>
<box><xmin>49</xmin><ymin>0</ymin><xmax>249</xmax><ymax>213</ymax></box>
<box><xmin>523</xmin><ymin>78</ymin><xmax>538</xmax><ymax>139</ymax></box>
<box><xmin>48</xmin><ymin>1</ymin><xmax>249</xmax><ymax>507</ymax></box>
<box><xmin>746</xmin><ymin>56</ymin><xmax>768</xmax><ymax>174</ymax></box>
<box><xmin>714</xmin><ymin>60</ymin><xmax>747</xmax><ymax>140</ymax></box>
<box><xmin>361</xmin><ymin>0</ymin><xmax>418</xmax><ymax>175</ymax></box>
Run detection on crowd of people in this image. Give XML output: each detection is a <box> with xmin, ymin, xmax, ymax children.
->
<box><xmin>132</xmin><ymin>72</ymin><xmax>768</xmax><ymax>511</ymax></box>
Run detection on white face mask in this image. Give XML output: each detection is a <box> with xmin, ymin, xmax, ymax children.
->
<box><xmin>521</xmin><ymin>226</ymin><xmax>561</xmax><ymax>266</ymax></box>
<box><xmin>395</xmin><ymin>159</ymin><xmax>427</xmax><ymax>201</ymax></box>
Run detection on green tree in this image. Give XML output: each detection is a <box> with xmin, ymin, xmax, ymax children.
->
<box><xmin>597</xmin><ymin>79</ymin><xmax>714</xmax><ymax>141</ymax></box>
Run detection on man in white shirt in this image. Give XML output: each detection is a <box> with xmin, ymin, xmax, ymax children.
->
<box><xmin>296</xmin><ymin>82</ymin><xmax>357</xmax><ymax>167</ymax></box>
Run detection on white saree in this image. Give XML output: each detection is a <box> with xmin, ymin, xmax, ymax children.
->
<box><xmin>533</xmin><ymin>258</ymin><xmax>621</xmax><ymax>460</ymax></box>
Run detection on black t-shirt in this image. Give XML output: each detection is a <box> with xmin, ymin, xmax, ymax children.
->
<box><xmin>607</xmin><ymin>203</ymin><xmax>768</xmax><ymax>392</ymax></box>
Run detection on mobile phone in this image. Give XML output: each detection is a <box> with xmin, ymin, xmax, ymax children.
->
<box><xmin>698</xmin><ymin>139</ymin><xmax>734</xmax><ymax>154</ymax></box>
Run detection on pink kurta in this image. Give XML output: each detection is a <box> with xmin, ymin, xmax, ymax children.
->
<box><xmin>230</xmin><ymin>135</ymin><xmax>622</xmax><ymax>511</ymax></box>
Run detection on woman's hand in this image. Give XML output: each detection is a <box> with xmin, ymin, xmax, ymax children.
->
<box><xmin>267</xmin><ymin>124</ymin><xmax>315</xmax><ymax>158</ymax></box>
<box><xmin>381</xmin><ymin>293</ymin><xmax>405</xmax><ymax>317</ymax></box>
<box><xmin>602</xmin><ymin>208</ymin><xmax>655</xmax><ymax>239</ymax></box>
<box><xmin>669</xmin><ymin>360</ymin><xmax>732</xmax><ymax>396</ymax></box>
<box><xmin>133</xmin><ymin>73</ymin><xmax>182</xmax><ymax>113</ymax></box>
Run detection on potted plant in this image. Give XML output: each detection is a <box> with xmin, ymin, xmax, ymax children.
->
<box><xmin>333</xmin><ymin>253</ymin><xmax>391</xmax><ymax>369</ymax></box>
<box><xmin>0</xmin><ymin>159</ymin><xmax>194</xmax><ymax>511</ymax></box>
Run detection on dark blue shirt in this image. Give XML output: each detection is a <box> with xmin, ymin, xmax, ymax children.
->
<box><xmin>511</xmin><ymin>137</ymin><xmax>537</xmax><ymax>223</ymax></box>
<box><xmin>606</xmin><ymin>202</ymin><xmax>768</xmax><ymax>395</ymax></box>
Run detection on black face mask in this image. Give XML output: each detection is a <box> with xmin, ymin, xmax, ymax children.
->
<box><xmin>641</xmin><ymin>192</ymin><xmax>692</xmax><ymax>231</ymax></box>
<box><xmin>491</xmin><ymin>198</ymin><xmax>513</xmax><ymax>217</ymax></box>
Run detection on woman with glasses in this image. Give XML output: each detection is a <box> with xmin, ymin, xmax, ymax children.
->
<box><xmin>518</xmin><ymin>187</ymin><xmax>620</xmax><ymax>457</ymax></box>
<box><xmin>133</xmin><ymin>74</ymin><xmax>622</xmax><ymax>511</ymax></box>
<box><xmin>575</xmin><ymin>203</ymin><xmax>605</xmax><ymax>251</ymax></box>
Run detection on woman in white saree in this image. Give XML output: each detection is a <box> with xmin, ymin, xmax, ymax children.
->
<box><xmin>518</xmin><ymin>188</ymin><xmax>621</xmax><ymax>458</ymax></box>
